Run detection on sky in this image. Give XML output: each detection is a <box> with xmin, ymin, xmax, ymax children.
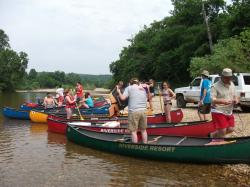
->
<box><xmin>0</xmin><ymin>0</ymin><xmax>173</xmax><ymax>75</ymax></box>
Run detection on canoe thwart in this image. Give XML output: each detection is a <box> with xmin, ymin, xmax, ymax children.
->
<box><xmin>176</xmin><ymin>137</ymin><xmax>187</xmax><ymax>145</ymax></box>
<box><xmin>148</xmin><ymin>136</ymin><xmax>162</xmax><ymax>144</ymax></box>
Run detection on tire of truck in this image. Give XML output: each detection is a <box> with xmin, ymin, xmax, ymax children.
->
<box><xmin>241</xmin><ymin>105</ymin><xmax>250</xmax><ymax>112</ymax></box>
<box><xmin>176</xmin><ymin>95</ymin><xmax>186</xmax><ymax>108</ymax></box>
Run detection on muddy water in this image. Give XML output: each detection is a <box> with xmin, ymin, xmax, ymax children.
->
<box><xmin>0</xmin><ymin>92</ymin><xmax>249</xmax><ymax>187</ymax></box>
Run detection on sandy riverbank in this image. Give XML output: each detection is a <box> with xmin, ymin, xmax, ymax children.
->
<box><xmin>151</xmin><ymin>96</ymin><xmax>250</xmax><ymax>136</ymax></box>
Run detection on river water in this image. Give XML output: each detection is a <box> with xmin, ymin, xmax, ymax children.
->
<box><xmin>0</xmin><ymin>92</ymin><xmax>249</xmax><ymax>187</ymax></box>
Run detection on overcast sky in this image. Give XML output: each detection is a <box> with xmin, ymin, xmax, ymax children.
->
<box><xmin>0</xmin><ymin>0</ymin><xmax>173</xmax><ymax>74</ymax></box>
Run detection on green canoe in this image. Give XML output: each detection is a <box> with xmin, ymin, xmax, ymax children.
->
<box><xmin>66</xmin><ymin>125</ymin><xmax>250</xmax><ymax>164</ymax></box>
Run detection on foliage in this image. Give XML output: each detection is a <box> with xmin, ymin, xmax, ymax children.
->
<box><xmin>110</xmin><ymin>0</ymin><xmax>227</xmax><ymax>87</ymax></box>
<box><xmin>190</xmin><ymin>29</ymin><xmax>250</xmax><ymax>77</ymax></box>
<box><xmin>18</xmin><ymin>71</ymin><xmax>112</xmax><ymax>90</ymax></box>
<box><xmin>0</xmin><ymin>29</ymin><xmax>28</xmax><ymax>91</ymax></box>
<box><xmin>109</xmin><ymin>0</ymin><xmax>250</xmax><ymax>87</ymax></box>
<box><xmin>28</xmin><ymin>69</ymin><xmax>37</xmax><ymax>80</ymax></box>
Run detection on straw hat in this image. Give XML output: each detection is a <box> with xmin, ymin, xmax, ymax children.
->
<box><xmin>221</xmin><ymin>68</ymin><xmax>233</xmax><ymax>77</ymax></box>
<box><xmin>201</xmin><ymin>70</ymin><xmax>209</xmax><ymax>77</ymax></box>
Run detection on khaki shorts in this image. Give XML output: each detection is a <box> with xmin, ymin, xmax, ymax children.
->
<box><xmin>128</xmin><ymin>110</ymin><xmax>147</xmax><ymax>132</ymax></box>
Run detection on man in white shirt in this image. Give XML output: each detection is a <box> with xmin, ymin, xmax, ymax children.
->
<box><xmin>117</xmin><ymin>78</ymin><xmax>148</xmax><ymax>143</ymax></box>
<box><xmin>210</xmin><ymin>68</ymin><xmax>239</xmax><ymax>138</ymax></box>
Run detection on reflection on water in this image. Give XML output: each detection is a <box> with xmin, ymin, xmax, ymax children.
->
<box><xmin>0</xmin><ymin>92</ymin><xmax>249</xmax><ymax>186</ymax></box>
<box><xmin>30</xmin><ymin>123</ymin><xmax>48</xmax><ymax>134</ymax></box>
<box><xmin>65</xmin><ymin>143</ymin><xmax>247</xmax><ymax>187</ymax></box>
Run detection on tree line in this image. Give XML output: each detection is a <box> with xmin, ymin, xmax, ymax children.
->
<box><xmin>0</xmin><ymin>29</ymin><xmax>112</xmax><ymax>92</ymax></box>
<box><xmin>20</xmin><ymin>69</ymin><xmax>112</xmax><ymax>90</ymax></box>
<box><xmin>110</xmin><ymin>0</ymin><xmax>250</xmax><ymax>88</ymax></box>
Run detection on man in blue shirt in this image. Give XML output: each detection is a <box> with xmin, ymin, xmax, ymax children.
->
<box><xmin>198</xmin><ymin>70</ymin><xmax>212</xmax><ymax>120</ymax></box>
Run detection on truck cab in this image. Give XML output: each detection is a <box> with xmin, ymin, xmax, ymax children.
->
<box><xmin>175</xmin><ymin>75</ymin><xmax>218</xmax><ymax>108</ymax></box>
<box><xmin>175</xmin><ymin>73</ymin><xmax>250</xmax><ymax>112</ymax></box>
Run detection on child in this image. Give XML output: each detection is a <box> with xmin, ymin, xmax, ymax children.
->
<box><xmin>43</xmin><ymin>93</ymin><xmax>55</xmax><ymax>109</ymax></box>
<box><xmin>75</xmin><ymin>82</ymin><xmax>84</xmax><ymax>102</ymax></box>
<box><xmin>79</xmin><ymin>92</ymin><xmax>94</xmax><ymax>108</ymax></box>
<box><xmin>64</xmin><ymin>89</ymin><xmax>76</xmax><ymax>120</ymax></box>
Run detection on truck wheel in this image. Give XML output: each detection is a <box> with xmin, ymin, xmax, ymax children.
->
<box><xmin>241</xmin><ymin>105</ymin><xmax>250</xmax><ymax>112</ymax></box>
<box><xmin>176</xmin><ymin>95</ymin><xmax>186</xmax><ymax>108</ymax></box>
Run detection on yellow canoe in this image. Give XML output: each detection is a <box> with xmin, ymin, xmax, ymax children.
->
<box><xmin>29</xmin><ymin>110</ymin><xmax>48</xmax><ymax>123</ymax></box>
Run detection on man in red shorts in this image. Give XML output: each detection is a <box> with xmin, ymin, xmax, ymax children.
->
<box><xmin>210</xmin><ymin>68</ymin><xmax>239</xmax><ymax>138</ymax></box>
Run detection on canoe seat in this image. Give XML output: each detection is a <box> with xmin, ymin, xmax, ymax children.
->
<box><xmin>176</xmin><ymin>137</ymin><xmax>187</xmax><ymax>145</ymax></box>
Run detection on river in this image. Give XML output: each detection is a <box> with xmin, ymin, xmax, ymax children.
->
<box><xmin>0</xmin><ymin>92</ymin><xmax>249</xmax><ymax>187</ymax></box>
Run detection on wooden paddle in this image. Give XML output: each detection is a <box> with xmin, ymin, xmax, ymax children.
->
<box><xmin>75</xmin><ymin>102</ymin><xmax>84</xmax><ymax>120</ymax></box>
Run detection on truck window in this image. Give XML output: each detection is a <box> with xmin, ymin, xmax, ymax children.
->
<box><xmin>232</xmin><ymin>76</ymin><xmax>238</xmax><ymax>86</ymax></box>
<box><xmin>214</xmin><ymin>76</ymin><xmax>238</xmax><ymax>85</ymax></box>
<box><xmin>243</xmin><ymin>76</ymin><xmax>250</xmax><ymax>85</ymax></box>
<box><xmin>191</xmin><ymin>78</ymin><xmax>201</xmax><ymax>87</ymax></box>
<box><xmin>214</xmin><ymin>77</ymin><xmax>220</xmax><ymax>83</ymax></box>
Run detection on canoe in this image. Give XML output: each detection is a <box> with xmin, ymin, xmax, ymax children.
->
<box><xmin>2</xmin><ymin>107</ymin><xmax>30</xmax><ymax>120</ymax></box>
<box><xmin>48</xmin><ymin>116</ymin><xmax>215</xmax><ymax>136</ymax></box>
<box><xmin>30</xmin><ymin>110</ymin><xmax>48</xmax><ymax>123</ymax></box>
<box><xmin>48</xmin><ymin>109</ymin><xmax>183</xmax><ymax>123</ymax></box>
<box><xmin>66</xmin><ymin>125</ymin><xmax>250</xmax><ymax>164</ymax></box>
<box><xmin>29</xmin><ymin>109</ymin><xmax>111</xmax><ymax>123</ymax></box>
<box><xmin>29</xmin><ymin>104</ymin><xmax>111</xmax><ymax>123</ymax></box>
<box><xmin>21</xmin><ymin>98</ymin><xmax>108</xmax><ymax>111</ymax></box>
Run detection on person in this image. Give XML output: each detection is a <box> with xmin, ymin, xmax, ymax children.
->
<box><xmin>79</xmin><ymin>92</ymin><xmax>94</xmax><ymax>108</ymax></box>
<box><xmin>148</xmin><ymin>79</ymin><xmax>155</xmax><ymax>110</ymax></box>
<box><xmin>162</xmin><ymin>81</ymin><xmax>176</xmax><ymax>122</ymax></box>
<box><xmin>43</xmin><ymin>93</ymin><xmax>55</xmax><ymax>109</ymax></box>
<box><xmin>111</xmin><ymin>80</ymin><xmax>128</xmax><ymax>111</ymax></box>
<box><xmin>64</xmin><ymin>89</ymin><xmax>76</xmax><ymax>120</ymax></box>
<box><xmin>141</xmin><ymin>80</ymin><xmax>151</xmax><ymax>109</ymax></box>
<box><xmin>75</xmin><ymin>82</ymin><xmax>84</xmax><ymax>102</ymax></box>
<box><xmin>56</xmin><ymin>85</ymin><xmax>64</xmax><ymax>107</ymax></box>
<box><xmin>117</xmin><ymin>78</ymin><xmax>148</xmax><ymax>143</ymax></box>
<box><xmin>117</xmin><ymin>81</ymin><xmax>124</xmax><ymax>92</ymax></box>
<box><xmin>210</xmin><ymin>68</ymin><xmax>239</xmax><ymax>138</ymax></box>
<box><xmin>198</xmin><ymin>70</ymin><xmax>212</xmax><ymax>121</ymax></box>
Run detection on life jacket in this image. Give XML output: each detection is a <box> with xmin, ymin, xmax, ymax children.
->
<box><xmin>65</xmin><ymin>95</ymin><xmax>76</xmax><ymax>108</ymax></box>
<box><xmin>76</xmin><ymin>85</ymin><xmax>83</xmax><ymax>98</ymax></box>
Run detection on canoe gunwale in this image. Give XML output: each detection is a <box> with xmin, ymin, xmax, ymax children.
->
<box><xmin>68</xmin><ymin>125</ymin><xmax>250</xmax><ymax>148</ymax></box>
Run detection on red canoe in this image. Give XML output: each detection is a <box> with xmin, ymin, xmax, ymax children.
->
<box><xmin>48</xmin><ymin>117</ymin><xmax>215</xmax><ymax>137</ymax></box>
<box><xmin>48</xmin><ymin>108</ymin><xmax>183</xmax><ymax>124</ymax></box>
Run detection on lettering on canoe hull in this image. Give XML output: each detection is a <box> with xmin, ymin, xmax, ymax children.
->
<box><xmin>100</xmin><ymin>129</ymin><xmax>129</xmax><ymax>134</ymax></box>
<box><xmin>118</xmin><ymin>143</ymin><xmax>175</xmax><ymax>152</ymax></box>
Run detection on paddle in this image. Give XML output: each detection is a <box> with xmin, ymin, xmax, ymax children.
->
<box><xmin>148</xmin><ymin>136</ymin><xmax>162</xmax><ymax>144</ymax></box>
<box><xmin>75</xmin><ymin>101</ymin><xmax>84</xmax><ymax>121</ymax></box>
<box><xmin>158</xmin><ymin>85</ymin><xmax>164</xmax><ymax>114</ymax></box>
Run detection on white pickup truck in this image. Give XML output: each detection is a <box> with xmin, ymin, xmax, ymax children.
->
<box><xmin>174</xmin><ymin>73</ymin><xmax>250</xmax><ymax>112</ymax></box>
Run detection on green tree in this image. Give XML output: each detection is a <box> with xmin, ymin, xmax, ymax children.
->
<box><xmin>0</xmin><ymin>29</ymin><xmax>28</xmax><ymax>91</ymax></box>
<box><xmin>110</xmin><ymin>0</ymin><xmax>226</xmax><ymax>87</ymax></box>
<box><xmin>28</xmin><ymin>68</ymin><xmax>38</xmax><ymax>80</ymax></box>
<box><xmin>0</xmin><ymin>29</ymin><xmax>10</xmax><ymax>50</ymax></box>
<box><xmin>190</xmin><ymin>29</ymin><xmax>250</xmax><ymax>77</ymax></box>
<box><xmin>65</xmin><ymin>73</ymin><xmax>81</xmax><ymax>85</ymax></box>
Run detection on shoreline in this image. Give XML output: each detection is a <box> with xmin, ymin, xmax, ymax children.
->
<box><xmin>16</xmin><ymin>88</ymin><xmax>111</xmax><ymax>94</ymax></box>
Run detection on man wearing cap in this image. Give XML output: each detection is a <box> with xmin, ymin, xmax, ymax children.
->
<box><xmin>210</xmin><ymin>68</ymin><xmax>239</xmax><ymax>138</ymax></box>
<box><xmin>198</xmin><ymin>70</ymin><xmax>212</xmax><ymax>121</ymax></box>
<box><xmin>117</xmin><ymin>78</ymin><xmax>148</xmax><ymax>143</ymax></box>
